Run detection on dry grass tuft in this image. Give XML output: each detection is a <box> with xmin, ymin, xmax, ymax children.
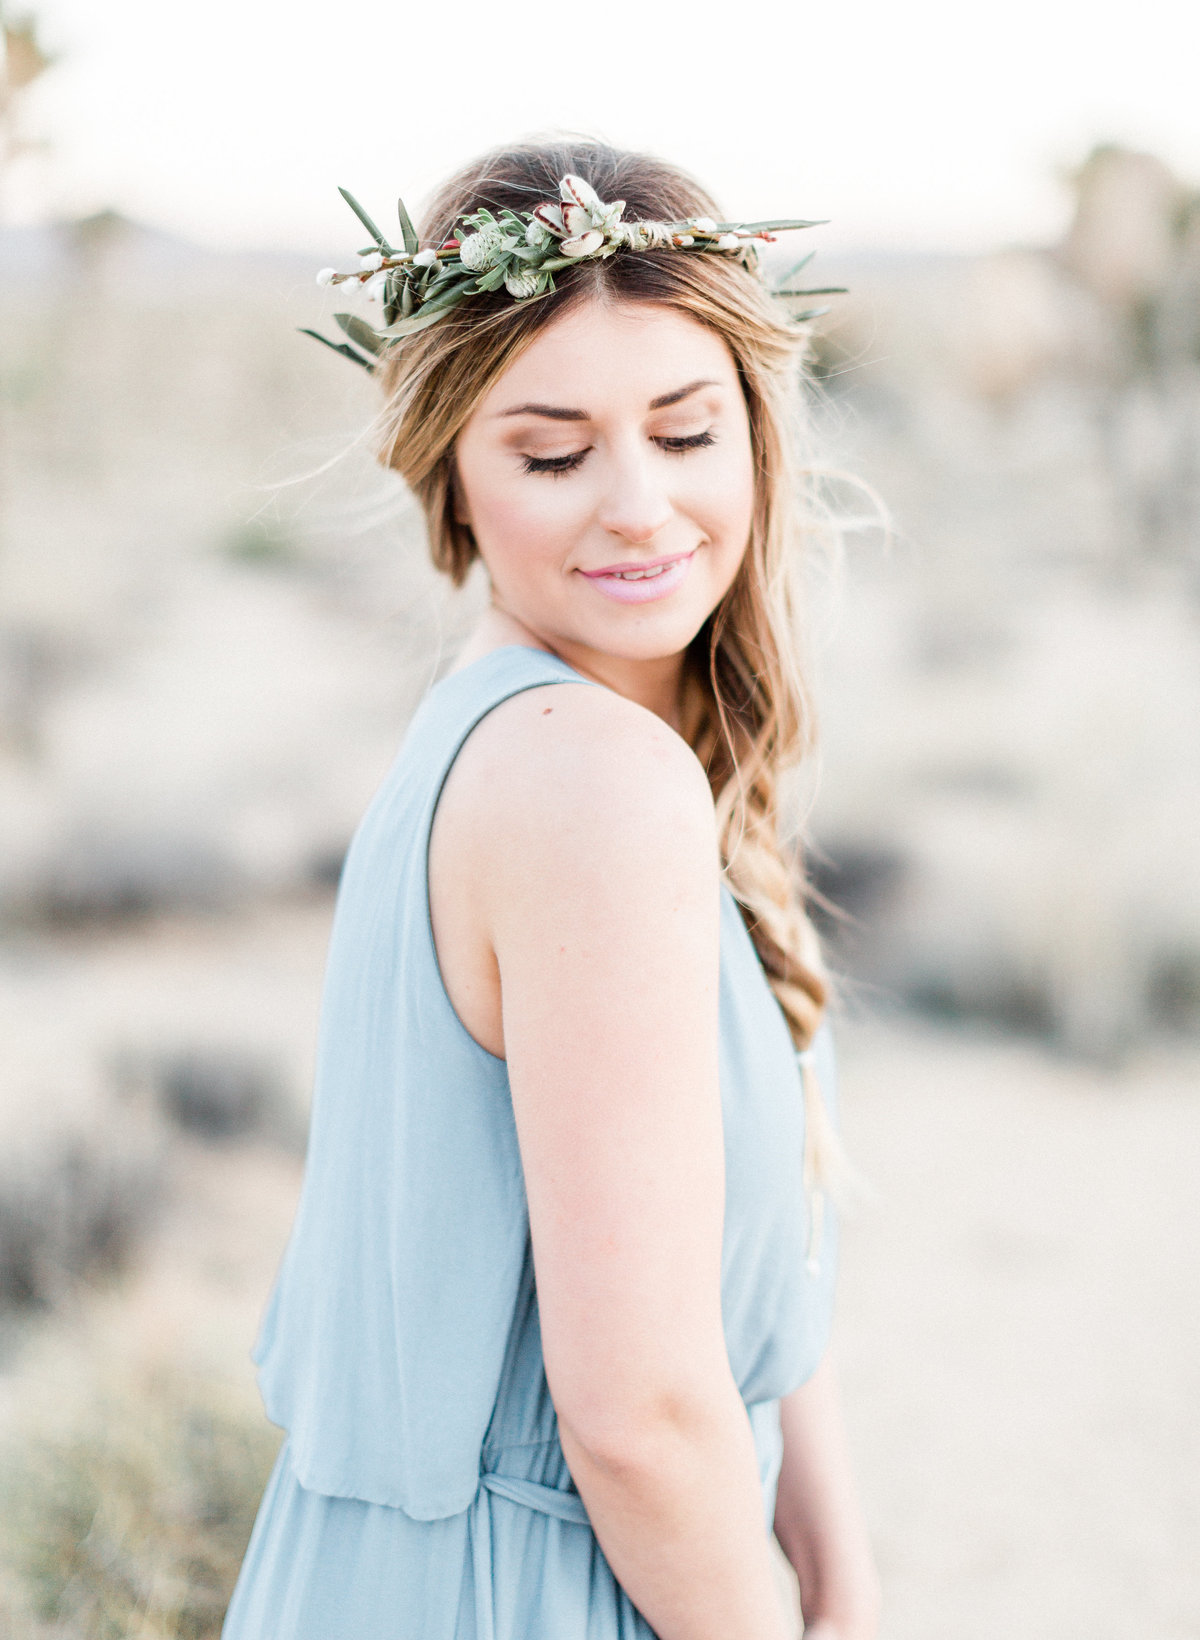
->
<box><xmin>0</xmin><ymin>1366</ymin><xmax>281</xmax><ymax>1640</ymax></box>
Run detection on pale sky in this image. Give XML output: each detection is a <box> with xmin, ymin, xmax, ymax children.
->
<box><xmin>10</xmin><ymin>0</ymin><xmax>1200</xmax><ymax>257</ymax></box>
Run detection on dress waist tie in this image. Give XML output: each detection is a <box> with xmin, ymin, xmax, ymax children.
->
<box><xmin>478</xmin><ymin>1470</ymin><xmax>591</xmax><ymax>1524</ymax></box>
<box><xmin>470</xmin><ymin>1471</ymin><xmax>593</xmax><ymax>1640</ymax></box>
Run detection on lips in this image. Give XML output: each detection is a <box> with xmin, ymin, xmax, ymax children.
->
<box><xmin>578</xmin><ymin>549</ymin><xmax>696</xmax><ymax>606</ymax></box>
<box><xmin>580</xmin><ymin>551</ymin><xmax>692</xmax><ymax>580</ymax></box>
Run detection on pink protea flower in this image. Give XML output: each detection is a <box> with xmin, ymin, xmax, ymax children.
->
<box><xmin>532</xmin><ymin>201</ymin><xmax>567</xmax><ymax>237</ymax></box>
<box><xmin>559</xmin><ymin>174</ymin><xmax>626</xmax><ymax>233</ymax></box>
<box><xmin>560</xmin><ymin>229</ymin><xmax>606</xmax><ymax>258</ymax></box>
<box><xmin>532</xmin><ymin>175</ymin><xmax>627</xmax><ymax>254</ymax></box>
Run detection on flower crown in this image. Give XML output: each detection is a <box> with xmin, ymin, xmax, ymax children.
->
<box><xmin>302</xmin><ymin>174</ymin><xmax>845</xmax><ymax>372</ymax></box>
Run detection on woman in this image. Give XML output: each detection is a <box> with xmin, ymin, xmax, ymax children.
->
<box><xmin>222</xmin><ymin>139</ymin><xmax>880</xmax><ymax>1640</ymax></box>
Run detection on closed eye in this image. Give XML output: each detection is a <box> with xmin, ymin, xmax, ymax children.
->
<box><xmin>519</xmin><ymin>429</ymin><xmax>717</xmax><ymax>477</ymax></box>
<box><xmin>657</xmin><ymin>430</ymin><xmax>716</xmax><ymax>455</ymax></box>
<box><xmin>520</xmin><ymin>448</ymin><xmax>590</xmax><ymax>476</ymax></box>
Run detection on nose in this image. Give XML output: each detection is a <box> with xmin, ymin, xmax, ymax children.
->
<box><xmin>594</xmin><ymin>438</ymin><xmax>674</xmax><ymax>545</ymax></box>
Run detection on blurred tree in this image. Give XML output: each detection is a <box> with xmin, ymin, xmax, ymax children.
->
<box><xmin>1059</xmin><ymin>143</ymin><xmax>1200</xmax><ymax>565</ymax></box>
<box><xmin>0</xmin><ymin>3</ymin><xmax>55</xmax><ymax>219</ymax></box>
<box><xmin>0</xmin><ymin>7</ymin><xmax>57</xmax><ymax>754</ymax></box>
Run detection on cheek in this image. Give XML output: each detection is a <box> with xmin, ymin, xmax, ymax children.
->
<box><xmin>461</xmin><ymin>455</ymin><xmax>589</xmax><ymax>567</ymax></box>
<box><xmin>690</xmin><ymin>441</ymin><xmax>756</xmax><ymax>542</ymax></box>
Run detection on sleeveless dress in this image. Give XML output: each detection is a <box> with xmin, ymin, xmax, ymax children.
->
<box><xmin>221</xmin><ymin>644</ymin><xmax>839</xmax><ymax>1640</ymax></box>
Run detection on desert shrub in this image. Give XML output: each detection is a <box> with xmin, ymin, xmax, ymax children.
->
<box><xmin>34</xmin><ymin>833</ymin><xmax>240</xmax><ymax>925</ymax></box>
<box><xmin>0</xmin><ymin>1366</ymin><xmax>281</xmax><ymax>1640</ymax></box>
<box><xmin>222</xmin><ymin>518</ymin><xmax>299</xmax><ymax>567</ymax></box>
<box><xmin>0</xmin><ymin>1113</ymin><xmax>166</xmax><ymax>1311</ymax></box>
<box><xmin>157</xmin><ymin>1047</ymin><xmax>286</xmax><ymax>1143</ymax></box>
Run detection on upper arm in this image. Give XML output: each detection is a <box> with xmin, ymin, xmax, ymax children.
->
<box><xmin>464</xmin><ymin>684</ymin><xmax>730</xmax><ymax>1457</ymax></box>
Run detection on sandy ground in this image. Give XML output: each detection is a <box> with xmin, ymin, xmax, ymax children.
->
<box><xmin>832</xmin><ymin>1019</ymin><xmax>1200</xmax><ymax>1640</ymax></box>
<box><xmin>1</xmin><ymin>902</ymin><xmax>1197</xmax><ymax>1639</ymax></box>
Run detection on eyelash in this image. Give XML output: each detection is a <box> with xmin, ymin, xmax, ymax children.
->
<box><xmin>520</xmin><ymin>429</ymin><xmax>717</xmax><ymax>477</ymax></box>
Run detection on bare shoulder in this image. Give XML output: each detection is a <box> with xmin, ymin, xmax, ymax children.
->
<box><xmin>447</xmin><ymin>684</ymin><xmax>730</xmax><ymax>1455</ymax></box>
<box><xmin>430</xmin><ymin>678</ymin><xmax>719</xmax><ymax>1060</ymax></box>
<box><xmin>445</xmin><ymin>680</ymin><xmax>717</xmax><ymax>871</ymax></box>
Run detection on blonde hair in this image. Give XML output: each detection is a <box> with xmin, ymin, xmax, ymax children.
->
<box><xmin>373</xmin><ymin>139</ymin><xmax>844</xmax><ymax>1198</ymax></box>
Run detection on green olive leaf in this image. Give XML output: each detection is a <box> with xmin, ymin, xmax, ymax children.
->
<box><xmin>381</xmin><ymin>290</ymin><xmax>473</xmax><ymax>337</ymax></box>
<box><xmin>396</xmin><ymin>195</ymin><xmax>419</xmax><ymax>256</ymax></box>
<box><xmin>297</xmin><ymin>328</ymin><xmax>376</xmax><ymax>372</ymax></box>
<box><xmin>775</xmin><ymin>249</ymin><xmax>816</xmax><ymax>286</ymax></box>
<box><xmin>473</xmin><ymin>264</ymin><xmax>509</xmax><ymax>292</ymax></box>
<box><xmin>337</xmin><ymin>188</ymin><xmax>395</xmax><ymax>254</ymax></box>
<box><xmin>333</xmin><ymin>312</ymin><xmax>386</xmax><ymax>355</ymax></box>
<box><xmin>717</xmin><ymin>219</ymin><xmax>827</xmax><ymax>233</ymax></box>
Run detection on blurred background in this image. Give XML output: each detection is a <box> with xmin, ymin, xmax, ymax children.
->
<box><xmin>1</xmin><ymin>2</ymin><xmax>1198</xmax><ymax>1636</ymax></box>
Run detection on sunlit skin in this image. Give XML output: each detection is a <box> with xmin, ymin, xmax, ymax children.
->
<box><xmin>431</xmin><ymin>296</ymin><xmax>880</xmax><ymax>1640</ymax></box>
<box><xmin>451</xmin><ymin>297</ymin><xmax>756</xmax><ymax>729</ymax></box>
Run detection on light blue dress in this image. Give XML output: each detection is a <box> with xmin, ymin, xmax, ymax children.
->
<box><xmin>221</xmin><ymin>644</ymin><xmax>839</xmax><ymax>1640</ymax></box>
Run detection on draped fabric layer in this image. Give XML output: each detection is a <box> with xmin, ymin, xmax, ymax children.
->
<box><xmin>222</xmin><ymin>646</ymin><xmax>839</xmax><ymax>1639</ymax></box>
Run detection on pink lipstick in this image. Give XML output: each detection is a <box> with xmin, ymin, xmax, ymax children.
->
<box><xmin>578</xmin><ymin>550</ymin><xmax>695</xmax><ymax>605</ymax></box>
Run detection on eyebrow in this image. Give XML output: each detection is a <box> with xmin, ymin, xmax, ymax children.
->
<box><xmin>497</xmin><ymin>378</ymin><xmax>719</xmax><ymax>420</ymax></box>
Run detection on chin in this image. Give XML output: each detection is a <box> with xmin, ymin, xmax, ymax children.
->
<box><xmin>572</xmin><ymin>605</ymin><xmax>712</xmax><ymax>664</ymax></box>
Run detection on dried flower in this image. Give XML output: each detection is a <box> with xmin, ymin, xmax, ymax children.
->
<box><xmin>504</xmin><ymin>267</ymin><xmax>544</xmax><ymax>299</ymax></box>
<box><xmin>535</xmin><ymin>176</ymin><xmax>628</xmax><ymax>248</ymax></box>
<box><xmin>561</xmin><ymin>229</ymin><xmax>605</xmax><ymax>259</ymax></box>
<box><xmin>459</xmin><ymin>225</ymin><xmax>508</xmax><ymax>272</ymax></box>
<box><xmin>560</xmin><ymin>173</ymin><xmax>626</xmax><ymax>233</ymax></box>
<box><xmin>532</xmin><ymin>202</ymin><xmax>567</xmax><ymax>238</ymax></box>
<box><xmin>304</xmin><ymin>177</ymin><xmax>835</xmax><ymax>373</ymax></box>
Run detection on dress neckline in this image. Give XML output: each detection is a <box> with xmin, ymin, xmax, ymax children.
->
<box><xmin>437</xmin><ymin>643</ymin><xmax>596</xmax><ymax>691</ymax></box>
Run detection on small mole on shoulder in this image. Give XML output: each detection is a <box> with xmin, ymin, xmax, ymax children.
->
<box><xmin>542</xmin><ymin>707</ymin><xmax>553</xmax><ymax>715</ymax></box>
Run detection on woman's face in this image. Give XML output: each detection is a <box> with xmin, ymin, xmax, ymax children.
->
<box><xmin>453</xmin><ymin>297</ymin><xmax>756</xmax><ymax>682</ymax></box>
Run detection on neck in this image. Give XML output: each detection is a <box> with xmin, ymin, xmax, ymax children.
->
<box><xmin>462</xmin><ymin>606</ymin><xmax>690</xmax><ymax>733</ymax></box>
<box><xmin>557</xmin><ymin>642</ymin><xmax>688</xmax><ymax>731</ymax></box>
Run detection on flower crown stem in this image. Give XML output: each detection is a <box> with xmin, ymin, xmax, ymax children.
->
<box><xmin>305</xmin><ymin>175</ymin><xmax>844</xmax><ymax>369</ymax></box>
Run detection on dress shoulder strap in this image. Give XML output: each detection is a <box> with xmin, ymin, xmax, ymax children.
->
<box><xmin>250</xmin><ymin>644</ymin><xmax>600</xmax><ymax>1519</ymax></box>
<box><xmin>402</xmin><ymin>644</ymin><xmax>599</xmax><ymax>790</ymax></box>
